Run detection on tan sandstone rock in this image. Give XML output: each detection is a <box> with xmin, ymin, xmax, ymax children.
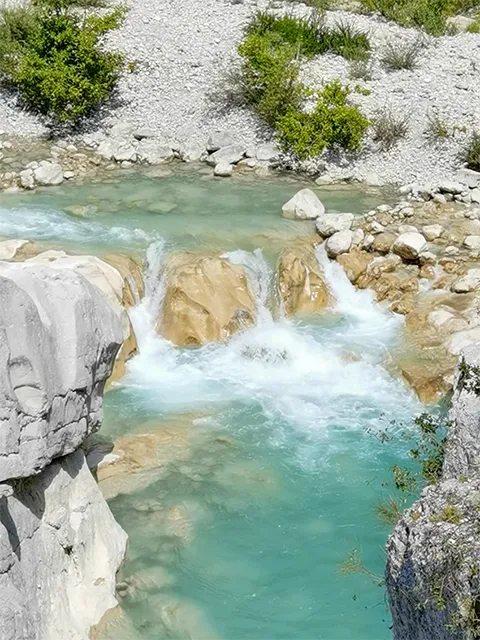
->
<box><xmin>158</xmin><ymin>252</ymin><xmax>256</xmax><ymax>346</ymax></box>
<box><xmin>277</xmin><ymin>243</ymin><xmax>330</xmax><ymax>316</ymax></box>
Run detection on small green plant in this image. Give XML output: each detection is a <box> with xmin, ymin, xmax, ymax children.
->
<box><xmin>358</xmin><ymin>0</ymin><xmax>479</xmax><ymax>35</ymax></box>
<box><xmin>467</xmin><ymin>20</ymin><xmax>480</xmax><ymax>33</ymax></box>
<box><xmin>354</xmin><ymin>84</ymin><xmax>371</xmax><ymax>95</ymax></box>
<box><xmin>459</xmin><ymin>134</ymin><xmax>480</xmax><ymax>173</ymax></box>
<box><xmin>276</xmin><ymin>80</ymin><xmax>369</xmax><ymax>159</ymax></box>
<box><xmin>372</xmin><ymin>108</ymin><xmax>409</xmax><ymax>151</ymax></box>
<box><xmin>338</xmin><ymin>548</ymin><xmax>384</xmax><ymax>586</ymax></box>
<box><xmin>430</xmin><ymin>504</ymin><xmax>463</xmax><ymax>524</ymax></box>
<box><xmin>426</xmin><ymin>112</ymin><xmax>450</xmax><ymax>141</ymax></box>
<box><xmin>375</xmin><ymin>496</ymin><xmax>403</xmax><ymax>526</ymax></box>
<box><xmin>237</xmin><ymin>31</ymin><xmax>304</xmax><ymax>127</ymax></box>
<box><xmin>0</xmin><ymin>0</ymin><xmax>125</xmax><ymax>123</ymax></box>
<box><xmin>381</xmin><ymin>38</ymin><xmax>422</xmax><ymax>71</ymax></box>
<box><xmin>246</xmin><ymin>11</ymin><xmax>370</xmax><ymax>60</ymax></box>
<box><xmin>349</xmin><ymin>58</ymin><xmax>373</xmax><ymax>80</ymax></box>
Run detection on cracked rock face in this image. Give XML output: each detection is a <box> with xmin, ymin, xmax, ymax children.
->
<box><xmin>386</xmin><ymin>345</ymin><xmax>480</xmax><ymax>640</ymax></box>
<box><xmin>0</xmin><ymin>264</ymin><xmax>127</xmax><ymax>640</ymax></box>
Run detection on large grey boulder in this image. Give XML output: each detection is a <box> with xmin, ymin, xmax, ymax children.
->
<box><xmin>0</xmin><ymin>263</ymin><xmax>123</xmax><ymax>481</ymax></box>
<box><xmin>282</xmin><ymin>189</ymin><xmax>325</xmax><ymax>220</ymax></box>
<box><xmin>33</xmin><ymin>161</ymin><xmax>63</xmax><ymax>186</ymax></box>
<box><xmin>0</xmin><ymin>263</ymin><xmax>127</xmax><ymax>640</ymax></box>
<box><xmin>316</xmin><ymin>213</ymin><xmax>354</xmax><ymax>237</ymax></box>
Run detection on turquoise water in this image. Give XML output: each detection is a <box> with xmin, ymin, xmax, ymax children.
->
<box><xmin>0</xmin><ymin>168</ymin><xmax>416</xmax><ymax>640</ymax></box>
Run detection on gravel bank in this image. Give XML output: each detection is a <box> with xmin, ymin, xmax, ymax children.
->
<box><xmin>1</xmin><ymin>0</ymin><xmax>480</xmax><ymax>187</ymax></box>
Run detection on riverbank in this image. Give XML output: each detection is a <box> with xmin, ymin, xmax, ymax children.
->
<box><xmin>1</xmin><ymin>0</ymin><xmax>480</xmax><ymax>187</ymax></box>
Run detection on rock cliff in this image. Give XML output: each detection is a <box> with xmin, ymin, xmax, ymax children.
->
<box><xmin>386</xmin><ymin>345</ymin><xmax>480</xmax><ymax>640</ymax></box>
<box><xmin>0</xmin><ymin>263</ymin><xmax>128</xmax><ymax>640</ymax></box>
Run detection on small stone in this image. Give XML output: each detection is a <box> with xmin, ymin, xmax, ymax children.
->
<box><xmin>113</xmin><ymin>143</ymin><xmax>138</xmax><ymax>163</ymax></box>
<box><xmin>19</xmin><ymin>169</ymin><xmax>34</xmax><ymax>190</ymax></box>
<box><xmin>471</xmin><ymin>189</ymin><xmax>480</xmax><ymax>204</ymax></box>
<box><xmin>133</xmin><ymin>127</ymin><xmax>155</xmax><ymax>140</ymax></box>
<box><xmin>464</xmin><ymin>235</ymin><xmax>480</xmax><ymax>250</ymax></box>
<box><xmin>207</xmin><ymin>144</ymin><xmax>246</xmax><ymax>167</ymax></box>
<box><xmin>315</xmin><ymin>213</ymin><xmax>353</xmax><ymax>237</ymax></box>
<box><xmin>418</xmin><ymin>251</ymin><xmax>436</xmax><ymax>266</ymax></box>
<box><xmin>373</xmin><ymin>232</ymin><xmax>396</xmax><ymax>254</ymax></box>
<box><xmin>325</xmin><ymin>230</ymin><xmax>353</xmax><ymax>258</ymax></box>
<box><xmin>33</xmin><ymin>162</ymin><xmax>63</xmax><ymax>186</ymax></box>
<box><xmin>351</xmin><ymin>228</ymin><xmax>364</xmax><ymax>246</ymax></box>
<box><xmin>369</xmin><ymin>221</ymin><xmax>385</xmax><ymax>234</ymax></box>
<box><xmin>213</xmin><ymin>162</ymin><xmax>233</xmax><ymax>177</ymax></box>
<box><xmin>206</xmin><ymin>131</ymin><xmax>234</xmax><ymax>152</ymax></box>
<box><xmin>137</xmin><ymin>140</ymin><xmax>173</xmax><ymax>165</ymax></box>
<box><xmin>392</xmin><ymin>232</ymin><xmax>428</xmax><ymax>260</ymax></box>
<box><xmin>433</xmin><ymin>193</ymin><xmax>447</xmax><ymax>205</ymax></box>
<box><xmin>444</xmin><ymin>245</ymin><xmax>460</xmax><ymax>256</ymax></box>
<box><xmin>456</xmin><ymin>168</ymin><xmax>480</xmax><ymax>189</ymax></box>
<box><xmin>255</xmin><ymin>143</ymin><xmax>278</xmax><ymax>162</ymax></box>
<box><xmin>315</xmin><ymin>175</ymin><xmax>335</xmax><ymax>186</ymax></box>
<box><xmin>178</xmin><ymin>141</ymin><xmax>203</xmax><ymax>163</ymax></box>
<box><xmin>423</xmin><ymin>224</ymin><xmax>444</xmax><ymax>241</ymax></box>
<box><xmin>439</xmin><ymin>180</ymin><xmax>464</xmax><ymax>195</ymax></box>
<box><xmin>376</xmin><ymin>204</ymin><xmax>391</xmax><ymax>213</ymax></box>
<box><xmin>398</xmin><ymin>224</ymin><xmax>418</xmax><ymax>234</ymax></box>
<box><xmin>63</xmin><ymin>171</ymin><xmax>75</xmax><ymax>180</ymax></box>
<box><xmin>282</xmin><ymin>188</ymin><xmax>325</xmax><ymax>220</ymax></box>
<box><xmin>362</xmin><ymin>233</ymin><xmax>375</xmax><ymax>250</ymax></box>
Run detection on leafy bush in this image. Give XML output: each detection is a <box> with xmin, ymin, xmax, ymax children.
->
<box><xmin>0</xmin><ymin>0</ymin><xmax>125</xmax><ymax>122</ymax></box>
<box><xmin>276</xmin><ymin>81</ymin><xmax>369</xmax><ymax>159</ymax></box>
<box><xmin>459</xmin><ymin>132</ymin><xmax>480</xmax><ymax>171</ymax></box>
<box><xmin>247</xmin><ymin>11</ymin><xmax>370</xmax><ymax>60</ymax></box>
<box><xmin>381</xmin><ymin>38</ymin><xmax>422</xmax><ymax>71</ymax></box>
<box><xmin>359</xmin><ymin>0</ymin><xmax>479</xmax><ymax>35</ymax></box>
<box><xmin>372</xmin><ymin>108</ymin><xmax>409</xmax><ymax>150</ymax></box>
<box><xmin>237</xmin><ymin>32</ymin><xmax>304</xmax><ymax>127</ymax></box>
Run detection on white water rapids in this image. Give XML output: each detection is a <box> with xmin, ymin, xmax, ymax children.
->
<box><xmin>124</xmin><ymin>242</ymin><xmax>418</xmax><ymax>444</ymax></box>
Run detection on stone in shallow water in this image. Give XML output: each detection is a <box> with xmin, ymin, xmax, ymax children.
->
<box><xmin>315</xmin><ymin>212</ymin><xmax>353</xmax><ymax>237</ymax></box>
<box><xmin>282</xmin><ymin>188</ymin><xmax>325</xmax><ymax>220</ymax></box>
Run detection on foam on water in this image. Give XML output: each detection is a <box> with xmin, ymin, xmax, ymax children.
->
<box><xmin>124</xmin><ymin>243</ymin><xmax>417</xmax><ymax>442</ymax></box>
<box><xmin>0</xmin><ymin>205</ymin><xmax>156</xmax><ymax>246</ymax></box>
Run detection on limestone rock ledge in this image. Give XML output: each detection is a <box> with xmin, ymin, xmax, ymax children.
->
<box><xmin>386</xmin><ymin>345</ymin><xmax>480</xmax><ymax>640</ymax></box>
<box><xmin>0</xmin><ymin>263</ymin><xmax>128</xmax><ymax>640</ymax></box>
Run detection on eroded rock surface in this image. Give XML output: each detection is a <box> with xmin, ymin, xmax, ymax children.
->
<box><xmin>0</xmin><ymin>264</ymin><xmax>127</xmax><ymax>640</ymax></box>
<box><xmin>158</xmin><ymin>252</ymin><xmax>256</xmax><ymax>346</ymax></box>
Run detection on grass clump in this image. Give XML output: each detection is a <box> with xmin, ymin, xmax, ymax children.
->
<box><xmin>247</xmin><ymin>11</ymin><xmax>371</xmax><ymax>60</ymax></box>
<box><xmin>0</xmin><ymin>0</ymin><xmax>125</xmax><ymax>123</ymax></box>
<box><xmin>430</xmin><ymin>504</ymin><xmax>463</xmax><ymax>524</ymax></box>
<box><xmin>459</xmin><ymin>132</ymin><xmax>480</xmax><ymax>172</ymax></box>
<box><xmin>276</xmin><ymin>80</ymin><xmax>369</xmax><ymax>159</ymax></box>
<box><xmin>426</xmin><ymin>112</ymin><xmax>451</xmax><ymax>141</ymax></box>
<box><xmin>372</xmin><ymin>108</ymin><xmax>409</xmax><ymax>150</ymax></box>
<box><xmin>349</xmin><ymin>58</ymin><xmax>373</xmax><ymax>80</ymax></box>
<box><xmin>381</xmin><ymin>38</ymin><xmax>422</xmax><ymax>70</ymax></box>
<box><xmin>359</xmin><ymin>0</ymin><xmax>479</xmax><ymax>35</ymax></box>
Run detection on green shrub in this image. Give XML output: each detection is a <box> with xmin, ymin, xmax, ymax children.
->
<box><xmin>0</xmin><ymin>0</ymin><xmax>125</xmax><ymax>122</ymax></box>
<box><xmin>247</xmin><ymin>11</ymin><xmax>370</xmax><ymax>60</ymax></box>
<box><xmin>276</xmin><ymin>81</ymin><xmax>369</xmax><ymax>159</ymax></box>
<box><xmin>237</xmin><ymin>32</ymin><xmax>304</xmax><ymax>126</ymax></box>
<box><xmin>360</xmin><ymin>0</ymin><xmax>480</xmax><ymax>35</ymax></box>
<box><xmin>460</xmin><ymin>132</ymin><xmax>480</xmax><ymax>172</ymax></box>
<box><xmin>381</xmin><ymin>38</ymin><xmax>422</xmax><ymax>70</ymax></box>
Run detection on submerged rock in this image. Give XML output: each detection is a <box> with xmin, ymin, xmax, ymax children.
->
<box><xmin>158</xmin><ymin>252</ymin><xmax>256</xmax><ymax>346</ymax></box>
<box><xmin>277</xmin><ymin>243</ymin><xmax>330</xmax><ymax>316</ymax></box>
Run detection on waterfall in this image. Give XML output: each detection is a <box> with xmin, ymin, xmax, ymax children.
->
<box><xmin>223</xmin><ymin>248</ymin><xmax>274</xmax><ymax>324</ymax></box>
<box><xmin>314</xmin><ymin>244</ymin><xmax>402</xmax><ymax>344</ymax></box>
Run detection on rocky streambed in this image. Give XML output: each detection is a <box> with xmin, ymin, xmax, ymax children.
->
<box><xmin>1</xmin><ymin>166</ymin><xmax>480</xmax><ymax>639</ymax></box>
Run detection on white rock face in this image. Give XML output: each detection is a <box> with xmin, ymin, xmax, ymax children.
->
<box><xmin>325</xmin><ymin>230</ymin><xmax>353</xmax><ymax>258</ymax></box>
<box><xmin>0</xmin><ymin>264</ymin><xmax>127</xmax><ymax>640</ymax></box>
<box><xmin>316</xmin><ymin>213</ymin><xmax>354</xmax><ymax>237</ymax></box>
<box><xmin>282</xmin><ymin>189</ymin><xmax>325</xmax><ymax>220</ymax></box>
<box><xmin>33</xmin><ymin>161</ymin><xmax>63</xmax><ymax>186</ymax></box>
<box><xmin>0</xmin><ymin>450</ymin><xmax>127</xmax><ymax>640</ymax></box>
<box><xmin>392</xmin><ymin>232</ymin><xmax>427</xmax><ymax>260</ymax></box>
